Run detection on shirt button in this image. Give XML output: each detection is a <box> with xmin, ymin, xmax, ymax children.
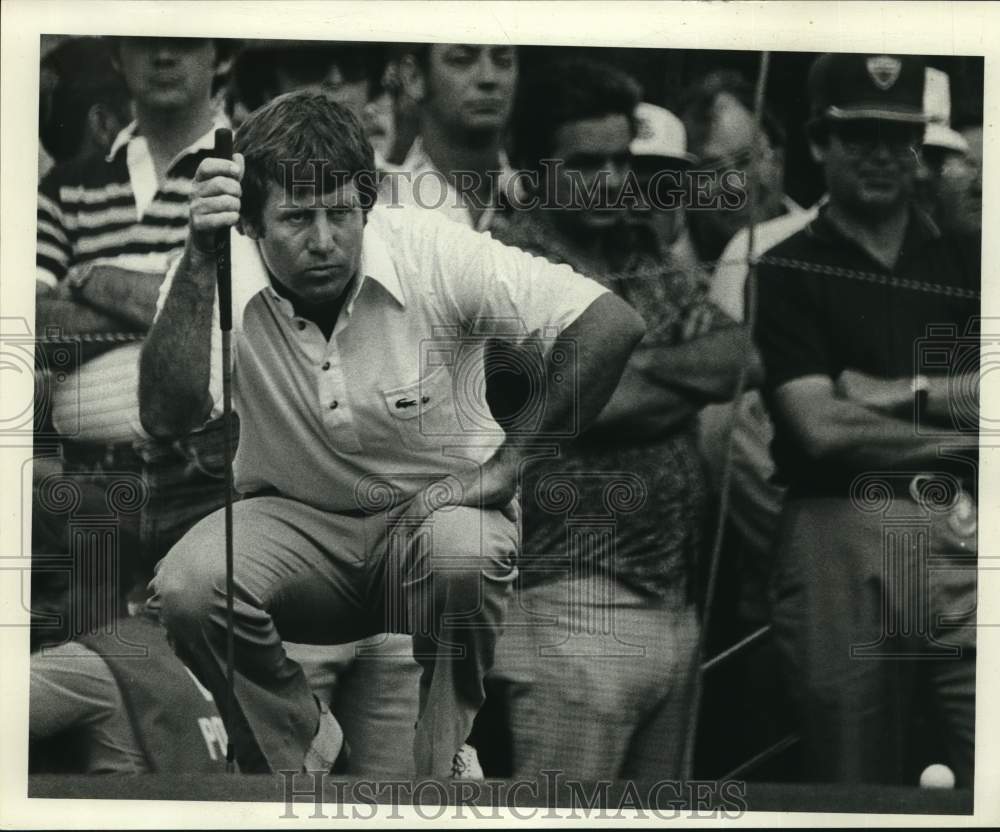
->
<box><xmin>296</xmin><ymin>320</ymin><xmax>306</xmax><ymax>331</ymax></box>
<box><xmin>322</xmin><ymin>361</ymin><xmax>331</xmax><ymax>371</ymax></box>
<box><xmin>329</xmin><ymin>400</ymin><xmax>339</xmax><ymax>410</ymax></box>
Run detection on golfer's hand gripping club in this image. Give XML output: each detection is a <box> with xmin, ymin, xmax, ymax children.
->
<box><xmin>188</xmin><ymin>129</ymin><xmax>243</xmax><ymax>277</ymax></box>
<box><xmin>213</xmin><ymin>128</ymin><xmax>234</xmax><ymax>331</ymax></box>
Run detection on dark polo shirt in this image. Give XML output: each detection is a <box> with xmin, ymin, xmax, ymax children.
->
<box><xmin>754</xmin><ymin>205</ymin><xmax>980</xmax><ymax>497</ymax></box>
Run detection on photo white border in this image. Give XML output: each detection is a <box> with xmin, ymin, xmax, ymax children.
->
<box><xmin>2</xmin><ymin>0</ymin><xmax>998</xmax><ymax>827</ymax></box>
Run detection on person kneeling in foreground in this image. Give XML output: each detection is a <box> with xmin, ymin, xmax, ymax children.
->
<box><xmin>138</xmin><ymin>89</ymin><xmax>644</xmax><ymax>777</ymax></box>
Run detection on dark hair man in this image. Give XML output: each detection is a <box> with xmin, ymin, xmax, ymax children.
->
<box><xmin>34</xmin><ymin>37</ymin><xmax>236</xmax><ymax>623</ymax></box>
<box><xmin>39</xmin><ymin>37</ymin><xmax>131</xmax><ymax>169</ymax></box>
<box><xmin>231</xmin><ymin>40</ymin><xmax>393</xmax><ymax>161</ymax></box>
<box><xmin>755</xmin><ymin>53</ymin><xmax>979</xmax><ymax>785</ymax></box>
<box><xmin>397</xmin><ymin>44</ymin><xmax>518</xmax><ymax>229</ymax></box>
<box><xmin>233</xmin><ymin>40</ymin><xmax>378</xmax><ymax>114</ymax></box>
<box><xmin>488</xmin><ymin>58</ymin><xmax>756</xmax><ymax>781</ymax></box>
<box><xmin>681</xmin><ymin>69</ymin><xmax>802</xmax><ymax>265</ymax></box>
<box><xmin>137</xmin><ymin>89</ymin><xmax>645</xmax><ymax>776</ymax></box>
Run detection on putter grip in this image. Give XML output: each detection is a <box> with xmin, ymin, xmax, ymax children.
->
<box><xmin>213</xmin><ymin>127</ymin><xmax>234</xmax><ymax>331</ymax></box>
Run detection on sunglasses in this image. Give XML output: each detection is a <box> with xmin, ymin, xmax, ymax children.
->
<box><xmin>830</xmin><ymin>121</ymin><xmax>923</xmax><ymax>158</ymax></box>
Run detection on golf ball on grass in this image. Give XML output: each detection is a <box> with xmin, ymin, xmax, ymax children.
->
<box><xmin>919</xmin><ymin>763</ymin><xmax>955</xmax><ymax>789</ymax></box>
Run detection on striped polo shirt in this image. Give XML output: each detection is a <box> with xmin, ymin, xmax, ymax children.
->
<box><xmin>37</xmin><ymin>119</ymin><xmax>227</xmax><ymax>444</ymax></box>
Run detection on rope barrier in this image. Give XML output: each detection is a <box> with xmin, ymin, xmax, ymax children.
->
<box><xmin>754</xmin><ymin>254</ymin><xmax>980</xmax><ymax>300</ymax></box>
<box><xmin>32</xmin><ymin>242</ymin><xmax>981</xmax><ymax>351</ymax></box>
<box><xmin>608</xmin><ymin>250</ymin><xmax>979</xmax><ymax>301</ymax></box>
<box><xmin>35</xmin><ymin>331</ymin><xmax>145</xmax><ymax>344</ymax></box>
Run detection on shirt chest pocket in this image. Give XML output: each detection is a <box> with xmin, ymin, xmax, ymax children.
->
<box><xmin>380</xmin><ymin>365</ymin><xmax>462</xmax><ymax>450</ymax></box>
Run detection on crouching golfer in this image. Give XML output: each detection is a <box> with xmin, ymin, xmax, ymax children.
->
<box><xmin>139</xmin><ymin>89</ymin><xmax>644</xmax><ymax>776</ymax></box>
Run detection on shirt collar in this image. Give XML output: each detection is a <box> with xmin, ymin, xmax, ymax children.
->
<box><xmin>230</xmin><ymin>209</ymin><xmax>404</xmax><ymax>325</ymax></box>
<box><xmin>350</xmin><ymin>213</ymin><xmax>405</xmax><ymax>311</ymax></box>
<box><xmin>105</xmin><ymin>114</ymin><xmax>231</xmax><ymax>166</ymax></box>
<box><xmin>781</xmin><ymin>194</ymin><xmax>805</xmax><ymax>215</ymax></box>
<box><xmin>809</xmin><ymin>202</ymin><xmax>941</xmax><ymax>247</ymax></box>
<box><xmin>399</xmin><ymin>136</ymin><xmax>429</xmax><ymax>173</ymax></box>
<box><xmin>403</xmin><ymin>135</ymin><xmax>515</xmax><ymax>179</ymax></box>
<box><xmin>805</xmin><ymin>203</ymin><xmax>942</xmax><ymax>277</ymax></box>
<box><xmin>106</xmin><ymin>120</ymin><xmax>139</xmax><ymax>161</ymax></box>
<box><xmin>401</xmin><ymin>137</ymin><xmax>517</xmax><ymax>231</ymax></box>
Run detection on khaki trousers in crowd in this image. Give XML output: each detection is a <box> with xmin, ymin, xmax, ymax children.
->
<box><xmin>491</xmin><ymin>575</ymin><xmax>700</xmax><ymax>781</ymax></box>
<box><xmin>770</xmin><ymin>492</ymin><xmax>976</xmax><ymax>786</ymax></box>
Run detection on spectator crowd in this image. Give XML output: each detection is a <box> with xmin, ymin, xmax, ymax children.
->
<box><xmin>30</xmin><ymin>37</ymin><xmax>981</xmax><ymax>790</ymax></box>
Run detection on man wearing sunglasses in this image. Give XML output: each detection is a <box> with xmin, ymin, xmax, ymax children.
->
<box><xmin>754</xmin><ymin>53</ymin><xmax>979</xmax><ymax>786</ymax></box>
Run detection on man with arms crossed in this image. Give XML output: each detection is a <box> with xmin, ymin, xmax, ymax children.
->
<box><xmin>35</xmin><ymin>37</ymin><xmax>235</xmax><ymax>605</ymax></box>
<box><xmin>756</xmin><ymin>53</ymin><xmax>979</xmax><ymax>785</ymax></box>
<box><xmin>138</xmin><ymin>90</ymin><xmax>644</xmax><ymax>776</ymax></box>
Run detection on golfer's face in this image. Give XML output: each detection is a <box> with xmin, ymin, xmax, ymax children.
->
<box><xmin>253</xmin><ymin>180</ymin><xmax>365</xmax><ymax>305</ymax></box>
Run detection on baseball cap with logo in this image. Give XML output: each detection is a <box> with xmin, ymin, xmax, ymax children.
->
<box><xmin>808</xmin><ymin>52</ymin><xmax>928</xmax><ymax>123</ymax></box>
<box><xmin>631</xmin><ymin>102</ymin><xmax>697</xmax><ymax>166</ymax></box>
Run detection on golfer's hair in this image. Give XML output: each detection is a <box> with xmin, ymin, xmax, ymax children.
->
<box><xmin>235</xmin><ymin>89</ymin><xmax>377</xmax><ymax>233</ymax></box>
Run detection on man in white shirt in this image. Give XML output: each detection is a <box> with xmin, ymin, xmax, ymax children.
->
<box><xmin>396</xmin><ymin>44</ymin><xmax>518</xmax><ymax>231</ymax></box>
<box><xmin>138</xmin><ymin>90</ymin><xmax>644</xmax><ymax>777</ymax></box>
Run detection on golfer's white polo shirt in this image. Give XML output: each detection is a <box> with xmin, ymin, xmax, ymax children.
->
<box><xmin>153</xmin><ymin>204</ymin><xmax>607</xmax><ymax>512</ymax></box>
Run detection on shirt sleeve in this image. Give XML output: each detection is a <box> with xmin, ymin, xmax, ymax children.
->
<box><xmin>754</xmin><ymin>259</ymin><xmax>836</xmax><ymax>394</ymax></box>
<box><xmin>30</xmin><ymin>642</ymin><xmax>122</xmax><ymax>740</ymax></box>
<box><xmin>37</xmin><ymin>169</ymin><xmax>72</xmax><ymax>288</ymax></box>
<box><xmin>422</xmin><ymin>210</ymin><xmax>609</xmax><ymax>340</ymax></box>
<box><xmin>710</xmin><ymin>230</ymin><xmax>751</xmax><ymax>322</ymax></box>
